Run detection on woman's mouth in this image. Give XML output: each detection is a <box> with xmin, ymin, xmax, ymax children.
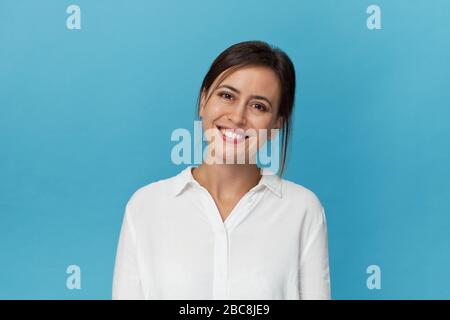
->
<box><xmin>216</xmin><ymin>126</ymin><xmax>249</xmax><ymax>144</ymax></box>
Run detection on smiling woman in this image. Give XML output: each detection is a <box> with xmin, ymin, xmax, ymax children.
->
<box><xmin>196</xmin><ymin>41</ymin><xmax>295</xmax><ymax>176</ymax></box>
<box><xmin>112</xmin><ymin>40</ymin><xmax>331</xmax><ymax>300</ymax></box>
<box><xmin>199</xmin><ymin>65</ymin><xmax>283</xmax><ymax>166</ymax></box>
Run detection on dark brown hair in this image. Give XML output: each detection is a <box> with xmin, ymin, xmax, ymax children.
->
<box><xmin>196</xmin><ymin>40</ymin><xmax>296</xmax><ymax>178</ymax></box>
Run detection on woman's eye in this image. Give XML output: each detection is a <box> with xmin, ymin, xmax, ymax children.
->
<box><xmin>253</xmin><ymin>103</ymin><xmax>267</xmax><ymax>112</ymax></box>
<box><xmin>219</xmin><ymin>92</ymin><xmax>233</xmax><ymax>100</ymax></box>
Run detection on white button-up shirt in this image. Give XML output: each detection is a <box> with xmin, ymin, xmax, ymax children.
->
<box><xmin>112</xmin><ymin>165</ymin><xmax>331</xmax><ymax>300</ymax></box>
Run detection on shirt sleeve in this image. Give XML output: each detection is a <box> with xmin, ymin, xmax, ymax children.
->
<box><xmin>298</xmin><ymin>200</ymin><xmax>331</xmax><ymax>300</ymax></box>
<box><xmin>112</xmin><ymin>202</ymin><xmax>146</xmax><ymax>299</ymax></box>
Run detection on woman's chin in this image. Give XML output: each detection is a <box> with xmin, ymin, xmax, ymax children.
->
<box><xmin>213</xmin><ymin>150</ymin><xmax>258</xmax><ymax>165</ymax></box>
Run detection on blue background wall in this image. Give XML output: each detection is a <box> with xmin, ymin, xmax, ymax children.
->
<box><xmin>1</xmin><ymin>0</ymin><xmax>449</xmax><ymax>299</ymax></box>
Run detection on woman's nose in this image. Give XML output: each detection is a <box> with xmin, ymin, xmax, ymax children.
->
<box><xmin>227</xmin><ymin>105</ymin><xmax>247</xmax><ymax>126</ymax></box>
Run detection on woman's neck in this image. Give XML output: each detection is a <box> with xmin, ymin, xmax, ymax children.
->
<box><xmin>192</xmin><ymin>163</ymin><xmax>262</xmax><ymax>202</ymax></box>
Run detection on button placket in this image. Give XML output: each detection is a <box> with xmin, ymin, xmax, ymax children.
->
<box><xmin>198</xmin><ymin>187</ymin><xmax>230</xmax><ymax>299</ymax></box>
<box><xmin>212</xmin><ymin>227</ymin><xmax>229</xmax><ymax>299</ymax></box>
<box><xmin>196</xmin><ymin>183</ymin><xmax>266</xmax><ymax>299</ymax></box>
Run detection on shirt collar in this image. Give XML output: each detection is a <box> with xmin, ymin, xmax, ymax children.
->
<box><xmin>173</xmin><ymin>165</ymin><xmax>282</xmax><ymax>198</ymax></box>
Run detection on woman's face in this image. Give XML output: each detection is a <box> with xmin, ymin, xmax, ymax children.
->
<box><xmin>199</xmin><ymin>65</ymin><xmax>282</xmax><ymax>164</ymax></box>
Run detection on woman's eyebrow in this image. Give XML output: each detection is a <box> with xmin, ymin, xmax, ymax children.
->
<box><xmin>217</xmin><ymin>84</ymin><xmax>273</xmax><ymax>109</ymax></box>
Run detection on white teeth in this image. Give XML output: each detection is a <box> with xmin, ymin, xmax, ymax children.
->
<box><xmin>218</xmin><ymin>127</ymin><xmax>246</xmax><ymax>140</ymax></box>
